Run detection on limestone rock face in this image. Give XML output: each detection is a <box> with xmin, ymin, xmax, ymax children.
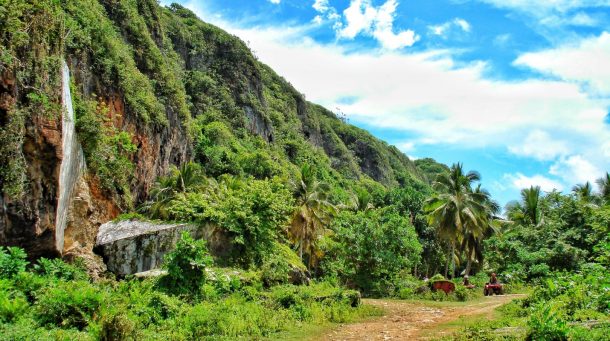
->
<box><xmin>0</xmin><ymin>70</ymin><xmax>63</xmax><ymax>258</ymax></box>
<box><xmin>95</xmin><ymin>220</ymin><xmax>204</xmax><ymax>276</ymax></box>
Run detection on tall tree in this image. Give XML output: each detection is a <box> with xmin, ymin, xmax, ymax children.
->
<box><xmin>596</xmin><ymin>172</ymin><xmax>610</xmax><ymax>202</ymax></box>
<box><xmin>572</xmin><ymin>182</ymin><xmax>596</xmax><ymax>203</ymax></box>
<box><xmin>460</xmin><ymin>185</ymin><xmax>500</xmax><ymax>276</ymax></box>
<box><xmin>288</xmin><ymin>164</ymin><xmax>336</xmax><ymax>268</ymax></box>
<box><xmin>425</xmin><ymin>163</ymin><xmax>489</xmax><ymax>278</ymax></box>
<box><xmin>506</xmin><ymin>186</ymin><xmax>542</xmax><ymax>226</ymax></box>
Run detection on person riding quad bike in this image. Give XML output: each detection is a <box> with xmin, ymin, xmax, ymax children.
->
<box><xmin>484</xmin><ymin>273</ymin><xmax>503</xmax><ymax>295</ymax></box>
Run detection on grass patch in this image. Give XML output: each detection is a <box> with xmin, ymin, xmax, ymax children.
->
<box><xmin>273</xmin><ymin>304</ymin><xmax>383</xmax><ymax>341</ymax></box>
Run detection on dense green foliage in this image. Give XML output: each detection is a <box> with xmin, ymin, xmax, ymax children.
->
<box><xmin>159</xmin><ymin>232</ymin><xmax>213</xmax><ymax>296</ymax></box>
<box><xmin>322</xmin><ymin>208</ymin><xmax>422</xmax><ymax>296</ymax></box>
<box><xmin>486</xmin><ymin>188</ymin><xmax>609</xmax><ymax>281</ymax></box>
<box><xmin>143</xmin><ymin>168</ymin><xmax>294</xmax><ymax>267</ymax></box>
<box><xmin>0</xmin><ymin>247</ymin><xmax>28</xmax><ymax>279</ymax></box>
<box><xmin>0</xmin><ymin>246</ymin><xmax>379</xmax><ymax>340</ymax></box>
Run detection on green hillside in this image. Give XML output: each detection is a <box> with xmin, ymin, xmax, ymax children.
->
<box><xmin>0</xmin><ymin>0</ymin><xmax>429</xmax><ymax>208</ymax></box>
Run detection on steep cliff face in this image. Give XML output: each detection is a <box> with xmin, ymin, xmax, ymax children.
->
<box><xmin>0</xmin><ymin>0</ymin><xmax>427</xmax><ymax>259</ymax></box>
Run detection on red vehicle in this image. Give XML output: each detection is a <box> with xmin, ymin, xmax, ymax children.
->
<box><xmin>431</xmin><ymin>280</ymin><xmax>456</xmax><ymax>294</ymax></box>
<box><xmin>484</xmin><ymin>283</ymin><xmax>503</xmax><ymax>296</ymax></box>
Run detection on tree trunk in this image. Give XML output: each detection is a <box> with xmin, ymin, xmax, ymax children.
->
<box><xmin>450</xmin><ymin>243</ymin><xmax>456</xmax><ymax>279</ymax></box>
<box><xmin>300</xmin><ymin>223</ymin><xmax>304</xmax><ymax>262</ymax></box>
<box><xmin>444</xmin><ymin>243</ymin><xmax>451</xmax><ymax>278</ymax></box>
<box><xmin>465</xmin><ymin>258</ymin><xmax>472</xmax><ymax>277</ymax></box>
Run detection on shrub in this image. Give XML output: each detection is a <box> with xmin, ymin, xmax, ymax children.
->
<box><xmin>183</xmin><ymin>296</ymin><xmax>288</xmax><ymax>338</ymax></box>
<box><xmin>34</xmin><ymin>281</ymin><xmax>104</xmax><ymax>330</ymax></box>
<box><xmin>0</xmin><ymin>288</ymin><xmax>29</xmax><ymax>323</ymax></box>
<box><xmin>260</xmin><ymin>243</ymin><xmax>306</xmax><ymax>286</ymax></box>
<box><xmin>34</xmin><ymin>258</ymin><xmax>88</xmax><ymax>281</ymax></box>
<box><xmin>99</xmin><ymin>312</ymin><xmax>136</xmax><ymax>341</ymax></box>
<box><xmin>9</xmin><ymin>272</ymin><xmax>49</xmax><ymax>304</ymax></box>
<box><xmin>526</xmin><ymin>305</ymin><xmax>569</xmax><ymax>341</ymax></box>
<box><xmin>0</xmin><ymin>247</ymin><xmax>28</xmax><ymax>278</ymax></box>
<box><xmin>453</xmin><ymin>284</ymin><xmax>470</xmax><ymax>302</ymax></box>
<box><xmin>160</xmin><ymin>232</ymin><xmax>213</xmax><ymax>295</ymax></box>
<box><xmin>430</xmin><ymin>274</ymin><xmax>445</xmax><ymax>281</ymax></box>
<box><xmin>398</xmin><ymin>287</ymin><xmax>414</xmax><ymax>299</ymax></box>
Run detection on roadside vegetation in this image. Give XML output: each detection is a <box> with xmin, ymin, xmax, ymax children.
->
<box><xmin>0</xmin><ymin>238</ymin><xmax>380</xmax><ymax>340</ymax></box>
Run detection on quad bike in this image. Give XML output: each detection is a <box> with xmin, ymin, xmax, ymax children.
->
<box><xmin>484</xmin><ymin>283</ymin><xmax>503</xmax><ymax>296</ymax></box>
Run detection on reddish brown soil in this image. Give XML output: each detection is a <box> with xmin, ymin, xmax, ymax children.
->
<box><xmin>314</xmin><ymin>294</ymin><xmax>525</xmax><ymax>341</ymax></box>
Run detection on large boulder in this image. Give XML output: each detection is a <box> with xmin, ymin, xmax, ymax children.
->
<box><xmin>95</xmin><ymin>220</ymin><xmax>205</xmax><ymax>276</ymax></box>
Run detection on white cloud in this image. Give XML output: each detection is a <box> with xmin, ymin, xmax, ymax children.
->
<box><xmin>396</xmin><ymin>141</ymin><xmax>415</xmax><ymax>152</ymax></box>
<box><xmin>508</xmin><ymin>130</ymin><xmax>570</xmax><ymax>160</ymax></box>
<box><xmin>480</xmin><ymin>0</ymin><xmax>610</xmax><ymax>14</ymax></box>
<box><xmin>312</xmin><ymin>0</ymin><xmax>341</xmax><ymax>24</ymax></box>
<box><xmin>493</xmin><ymin>34</ymin><xmax>511</xmax><ymax>47</ymax></box>
<box><xmin>505</xmin><ymin>173</ymin><xmax>564</xmax><ymax>192</ymax></box>
<box><xmin>479</xmin><ymin>0</ymin><xmax>609</xmax><ymax>36</ymax></box>
<box><xmin>566</xmin><ymin>12</ymin><xmax>599</xmax><ymax>26</ymax></box>
<box><xmin>455</xmin><ymin>18</ymin><xmax>471</xmax><ymax>32</ymax></box>
<box><xmin>268</xmin><ymin>0</ymin><xmax>280</xmax><ymax>4</ymax></box>
<box><xmin>603</xmin><ymin>141</ymin><xmax>610</xmax><ymax>158</ymax></box>
<box><xmin>550</xmin><ymin>155</ymin><xmax>603</xmax><ymax>184</ymax></box>
<box><xmin>429</xmin><ymin>18</ymin><xmax>471</xmax><ymax>37</ymax></box>
<box><xmin>515</xmin><ymin>32</ymin><xmax>610</xmax><ymax>95</ymax></box>
<box><xmin>339</xmin><ymin>0</ymin><xmax>418</xmax><ymax>49</ymax></box>
<box><xmin>313</xmin><ymin>0</ymin><xmax>330</xmax><ymax>12</ymax></box>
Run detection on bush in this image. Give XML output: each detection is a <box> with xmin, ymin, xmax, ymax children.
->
<box><xmin>160</xmin><ymin>232</ymin><xmax>213</xmax><ymax>295</ymax></box>
<box><xmin>34</xmin><ymin>257</ymin><xmax>88</xmax><ymax>281</ymax></box>
<box><xmin>453</xmin><ymin>284</ymin><xmax>470</xmax><ymax>302</ymax></box>
<box><xmin>260</xmin><ymin>243</ymin><xmax>307</xmax><ymax>286</ymax></box>
<box><xmin>10</xmin><ymin>272</ymin><xmax>48</xmax><ymax>303</ymax></box>
<box><xmin>0</xmin><ymin>287</ymin><xmax>29</xmax><ymax>323</ymax></box>
<box><xmin>34</xmin><ymin>281</ymin><xmax>104</xmax><ymax>330</ymax></box>
<box><xmin>0</xmin><ymin>247</ymin><xmax>28</xmax><ymax>278</ymax></box>
<box><xmin>99</xmin><ymin>312</ymin><xmax>136</xmax><ymax>341</ymax></box>
<box><xmin>183</xmin><ymin>296</ymin><xmax>288</xmax><ymax>338</ymax></box>
<box><xmin>430</xmin><ymin>273</ymin><xmax>445</xmax><ymax>281</ymax></box>
<box><xmin>526</xmin><ymin>305</ymin><xmax>569</xmax><ymax>341</ymax></box>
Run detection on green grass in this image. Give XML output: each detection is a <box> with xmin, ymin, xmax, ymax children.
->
<box><xmin>273</xmin><ymin>304</ymin><xmax>384</xmax><ymax>341</ymax></box>
<box><xmin>428</xmin><ymin>299</ymin><xmax>528</xmax><ymax>340</ymax></box>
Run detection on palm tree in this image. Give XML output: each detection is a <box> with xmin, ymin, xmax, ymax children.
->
<box><xmin>288</xmin><ymin>164</ymin><xmax>336</xmax><ymax>268</ymax></box>
<box><xmin>346</xmin><ymin>188</ymin><xmax>374</xmax><ymax>212</ymax></box>
<box><xmin>506</xmin><ymin>186</ymin><xmax>541</xmax><ymax>226</ymax></box>
<box><xmin>460</xmin><ymin>185</ymin><xmax>500</xmax><ymax>276</ymax></box>
<box><xmin>572</xmin><ymin>182</ymin><xmax>596</xmax><ymax>203</ymax></box>
<box><xmin>425</xmin><ymin>163</ymin><xmax>489</xmax><ymax>278</ymax></box>
<box><xmin>142</xmin><ymin>162</ymin><xmax>206</xmax><ymax>219</ymax></box>
<box><xmin>596</xmin><ymin>172</ymin><xmax>610</xmax><ymax>202</ymax></box>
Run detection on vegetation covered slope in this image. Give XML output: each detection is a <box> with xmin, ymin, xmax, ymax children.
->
<box><xmin>0</xmin><ymin>0</ymin><xmax>441</xmax><ymax>256</ymax></box>
<box><xmin>0</xmin><ymin>0</ymin><xmax>425</xmax><ymax>200</ymax></box>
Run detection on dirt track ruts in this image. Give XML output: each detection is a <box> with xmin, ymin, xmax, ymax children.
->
<box><xmin>313</xmin><ymin>294</ymin><xmax>526</xmax><ymax>340</ymax></box>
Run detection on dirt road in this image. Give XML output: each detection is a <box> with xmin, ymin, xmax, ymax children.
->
<box><xmin>314</xmin><ymin>294</ymin><xmax>525</xmax><ymax>341</ymax></box>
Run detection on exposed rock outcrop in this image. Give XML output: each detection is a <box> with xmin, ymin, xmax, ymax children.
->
<box><xmin>0</xmin><ymin>70</ymin><xmax>63</xmax><ymax>258</ymax></box>
<box><xmin>95</xmin><ymin>220</ymin><xmax>205</xmax><ymax>275</ymax></box>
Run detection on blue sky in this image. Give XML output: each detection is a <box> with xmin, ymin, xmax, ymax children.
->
<box><xmin>161</xmin><ymin>0</ymin><xmax>610</xmax><ymax>207</ymax></box>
